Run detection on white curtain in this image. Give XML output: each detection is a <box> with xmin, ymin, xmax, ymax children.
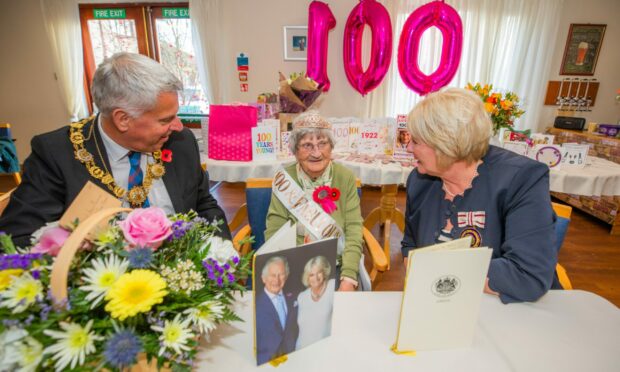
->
<box><xmin>189</xmin><ymin>0</ymin><xmax>231</xmax><ymax>106</ymax></box>
<box><xmin>40</xmin><ymin>0</ymin><xmax>88</xmax><ymax>121</ymax></box>
<box><xmin>369</xmin><ymin>0</ymin><xmax>563</xmax><ymax>131</ymax></box>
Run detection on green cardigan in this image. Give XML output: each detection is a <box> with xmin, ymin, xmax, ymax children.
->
<box><xmin>264</xmin><ymin>162</ymin><xmax>363</xmax><ymax>281</ymax></box>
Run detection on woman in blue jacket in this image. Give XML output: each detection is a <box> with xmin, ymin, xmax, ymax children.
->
<box><xmin>401</xmin><ymin>88</ymin><xmax>560</xmax><ymax>303</ymax></box>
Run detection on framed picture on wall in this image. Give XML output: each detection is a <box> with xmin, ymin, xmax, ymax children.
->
<box><xmin>560</xmin><ymin>24</ymin><xmax>606</xmax><ymax>76</ymax></box>
<box><xmin>283</xmin><ymin>26</ymin><xmax>308</xmax><ymax>61</ymax></box>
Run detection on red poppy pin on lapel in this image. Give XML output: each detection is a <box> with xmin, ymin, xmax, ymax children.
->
<box><xmin>161</xmin><ymin>149</ymin><xmax>172</xmax><ymax>162</ymax></box>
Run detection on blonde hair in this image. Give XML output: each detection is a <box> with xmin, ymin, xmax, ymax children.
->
<box><xmin>301</xmin><ymin>256</ymin><xmax>331</xmax><ymax>287</ymax></box>
<box><xmin>407</xmin><ymin>88</ymin><xmax>492</xmax><ymax>169</ymax></box>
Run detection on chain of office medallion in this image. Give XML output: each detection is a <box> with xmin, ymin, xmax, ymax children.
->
<box><xmin>69</xmin><ymin>117</ymin><xmax>166</xmax><ymax>207</ymax></box>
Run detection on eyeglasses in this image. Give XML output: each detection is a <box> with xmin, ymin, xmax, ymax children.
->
<box><xmin>299</xmin><ymin>141</ymin><xmax>330</xmax><ymax>152</ymax></box>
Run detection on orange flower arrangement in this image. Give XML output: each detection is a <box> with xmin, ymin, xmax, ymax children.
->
<box><xmin>466</xmin><ymin>83</ymin><xmax>525</xmax><ymax>134</ymax></box>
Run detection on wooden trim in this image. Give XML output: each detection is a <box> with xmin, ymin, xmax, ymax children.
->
<box><xmin>246</xmin><ymin>178</ymin><xmax>274</xmax><ymax>189</ymax></box>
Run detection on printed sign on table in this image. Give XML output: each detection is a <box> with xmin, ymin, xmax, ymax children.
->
<box><xmin>252</xmin><ymin>126</ymin><xmax>277</xmax><ymax>161</ymax></box>
<box><xmin>561</xmin><ymin>144</ymin><xmax>589</xmax><ymax>168</ymax></box>
<box><xmin>530</xmin><ymin>144</ymin><xmax>563</xmax><ymax>170</ymax></box>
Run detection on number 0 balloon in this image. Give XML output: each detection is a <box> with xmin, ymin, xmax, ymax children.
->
<box><xmin>307</xmin><ymin>1</ymin><xmax>336</xmax><ymax>92</ymax></box>
<box><xmin>398</xmin><ymin>1</ymin><xmax>463</xmax><ymax>95</ymax></box>
<box><xmin>343</xmin><ymin>0</ymin><xmax>393</xmax><ymax>96</ymax></box>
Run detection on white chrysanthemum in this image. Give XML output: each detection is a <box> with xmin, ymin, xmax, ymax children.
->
<box><xmin>201</xmin><ymin>236</ymin><xmax>239</xmax><ymax>265</ymax></box>
<box><xmin>43</xmin><ymin>320</ymin><xmax>103</xmax><ymax>371</ymax></box>
<box><xmin>0</xmin><ymin>273</ymin><xmax>43</xmax><ymax>313</ymax></box>
<box><xmin>0</xmin><ymin>328</ymin><xmax>27</xmax><ymax>369</ymax></box>
<box><xmin>80</xmin><ymin>254</ymin><xmax>129</xmax><ymax>308</ymax></box>
<box><xmin>14</xmin><ymin>336</ymin><xmax>44</xmax><ymax>372</ymax></box>
<box><xmin>183</xmin><ymin>299</ymin><xmax>225</xmax><ymax>335</ymax></box>
<box><xmin>151</xmin><ymin>314</ymin><xmax>194</xmax><ymax>356</ymax></box>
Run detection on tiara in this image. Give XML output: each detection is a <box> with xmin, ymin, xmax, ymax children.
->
<box><xmin>293</xmin><ymin>112</ymin><xmax>332</xmax><ymax>130</ymax></box>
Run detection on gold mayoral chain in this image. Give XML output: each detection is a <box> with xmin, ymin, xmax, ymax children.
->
<box><xmin>69</xmin><ymin>117</ymin><xmax>167</xmax><ymax>207</ymax></box>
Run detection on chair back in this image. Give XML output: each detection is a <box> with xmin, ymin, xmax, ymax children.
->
<box><xmin>0</xmin><ymin>123</ymin><xmax>21</xmax><ymax>186</ymax></box>
<box><xmin>0</xmin><ymin>189</ymin><xmax>13</xmax><ymax>215</ymax></box>
<box><xmin>245</xmin><ymin>178</ymin><xmax>274</xmax><ymax>250</ymax></box>
<box><xmin>552</xmin><ymin>202</ymin><xmax>572</xmax><ymax>252</ymax></box>
<box><xmin>552</xmin><ymin>202</ymin><xmax>573</xmax><ymax>290</ymax></box>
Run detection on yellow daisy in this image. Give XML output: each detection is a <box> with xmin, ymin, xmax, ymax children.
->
<box><xmin>105</xmin><ymin>270</ymin><xmax>167</xmax><ymax>320</ymax></box>
<box><xmin>0</xmin><ymin>269</ymin><xmax>23</xmax><ymax>290</ymax></box>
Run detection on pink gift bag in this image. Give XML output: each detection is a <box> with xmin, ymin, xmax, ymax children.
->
<box><xmin>208</xmin><ymin>104</ymin><xmax>258</xmax><ymax>161</ymax></box>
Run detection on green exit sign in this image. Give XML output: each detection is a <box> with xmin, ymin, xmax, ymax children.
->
<box><xmin>93</xmin><ymin>8</ymin><xmax>126</xmax><ymax>19</ymax></box>
<box><xmin>162</xmin><ymin>7</ymin><xmax>189</xmax><ymax>18</ymax></box>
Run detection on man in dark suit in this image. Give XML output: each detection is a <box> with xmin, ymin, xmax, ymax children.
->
<box><xmin>0</xmin><ymin>52</ymin><xmax>230</xmax><ymax>247</ymax></box>
<box><xmin>255</xmin><ymin>256</ymin><xmax>298</xmax><ymax>365</ymax></box>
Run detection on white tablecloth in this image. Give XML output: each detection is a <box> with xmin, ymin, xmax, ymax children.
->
<box><xmin>203</xmin><ymin>153</ymin><xmax>620</xmax><ymax>197</ymax></box>
<box><xmin>195</xmin><ymin>290</ymin><xmax>619</xmax><ymax>372</ymax></box>
<box><xmin>202</xmin><ymin>154</ymin><xmax>413</xmax><ymax>186</ymax></box>
<box><xmin>550</xmin><ymin>157</ymin><xmax>620</xmax><ymax>197</ymax></box>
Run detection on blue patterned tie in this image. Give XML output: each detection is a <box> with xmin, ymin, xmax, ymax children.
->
<box><xmin>127</xmin><ymin>151</ymin><xmax>150</xmax><ymax>207</ymax></box>
<box><xmin>275</xmin><ymin>294</ymin><xmax>287</xmax><ymax>329</ymax></box>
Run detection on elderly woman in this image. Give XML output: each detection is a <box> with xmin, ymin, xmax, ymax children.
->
<box><xmin>401</xmin><ymin>88</ymin><xmax>560</xmax><ymax>304</ymax></box>
<box><xmin>296</xmin><ymin>255</ymin><xmax>335</xmax><ymax>349</ymax></box>
<box><xmin>264</xmin><ymin>111</ymin><xmax>362</xmax><ymax>291</ymax></box>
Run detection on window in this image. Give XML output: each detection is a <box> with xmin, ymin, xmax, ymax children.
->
<box><xmin>79</xmin><ymin>4</ymin><xmax>208</xmax><ymax>115</ymax></box>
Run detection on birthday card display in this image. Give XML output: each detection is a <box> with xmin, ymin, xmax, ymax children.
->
<box><xmin>502</xmin><ymin>141</ymin><xmax>529</xmax><ymax>157</ymax></box>
<box><xmin>560</xmin><ymin>144</ymin><xmax>590</xmax><ymax>168</ymax></box>
<box><xmin>530</xmin><ymin>144</ymin><xmax>563</xmax><ymax>170</ymax></box>
<box><xmin>253</xmin><ymin>222</ymin><xmax>338</xmax><ymax>365</ymax></box>
<box><xmin>252</xmin><ymin>125</ymin><xmax>277</xmax><ymax>161</ymax></box>
<box><xmin>394</xmin><ymin>237</ymin><xmax>492</xmax><ymax>351</ymax></box>
<box><xmin>280</xmin><ymin>131</ymin><xmax>293</xmax><ymax>158</ymax></box>
<box><xmin>393</xmin><ymin>114</ymin><xmax>414</xmax><ymax>160</ymax></box>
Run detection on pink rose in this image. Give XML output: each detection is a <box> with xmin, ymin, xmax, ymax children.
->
<box><xmin>31</xmin><ymin>226</ymin><xmax>71</xmax><ymax>256</ymax></box>
<box><xmin>118</xmin><ymin>207</ymin><xmax>172</xmax><ymax>250</ymax></box>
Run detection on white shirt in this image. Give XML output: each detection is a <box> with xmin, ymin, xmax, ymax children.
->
<box><xmin>97</xmin><ymin>118</ymin><xmax>175</xmax><ymax>214</ymax></box>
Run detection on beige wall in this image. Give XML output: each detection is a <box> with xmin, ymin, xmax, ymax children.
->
<box><xmin>220</xmin><ymin>0</ymin><xmax>370</xmax><ymax>119</ymax></box>
<box><xmin>540</xmin><ymin>0</ymin><xmax>620</xmax><ymax>128</ymax></box>
<box><xmin>2</xmin><ymin>0</ymin><xmax>619</xmax><ymax>160</ymax></box>
<box><xmin>0</xmin><ymin>0</ymin><xmax>69</xmax><ymax>160</ymax></box>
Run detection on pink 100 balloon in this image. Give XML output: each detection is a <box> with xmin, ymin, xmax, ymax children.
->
<box><xmin>307</xmin><ymin>1</ymin><xmax>336</xmax><ymax>92</ymax></box>
<box><xmin>398</xmin><ymin>0</ymin><xmax>463</xmax><ymax>95</ymax></box>
<box><xmin>343</xmin><ymin>0</ymin><xmax>393</xmax><ymax>96</ymax></box>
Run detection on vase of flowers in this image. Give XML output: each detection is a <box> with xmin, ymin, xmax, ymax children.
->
<box><xmin>466</xmin><ymin>83</ymin><xmax>525</xmax><ymax>135</ymax></box>
<box><xmin>0</xmin><ymin>207</ymin><xmax>251</xmax><ymax>371</ymax></box>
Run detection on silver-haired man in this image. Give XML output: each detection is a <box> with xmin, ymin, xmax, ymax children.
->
<box><xmin>0</xmin><ymin>52</ymin><xmax>230</xmax><ymax>247</ymax></box>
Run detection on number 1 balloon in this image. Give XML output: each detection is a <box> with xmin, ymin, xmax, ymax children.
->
<box><xmin>307</xmin><ymin>1</ymin><xmax>336</xmax><ymax>92</ymax></box>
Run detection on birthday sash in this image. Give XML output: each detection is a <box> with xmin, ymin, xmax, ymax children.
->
<box><xmin>272</xmin><ymin>168</ymin><xmax>345</xmax><ymax>253</ymax></box>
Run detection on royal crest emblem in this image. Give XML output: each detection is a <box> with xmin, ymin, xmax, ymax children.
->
<box><xmin>431</xmin><ymin>275</ymin><xmax>461</xmax><ymax>297</ymax></box>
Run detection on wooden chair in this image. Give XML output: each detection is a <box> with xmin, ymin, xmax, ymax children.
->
<box><xmin>552</xmin><ymin>202</ymin><xmax>573</xmax><ymax>290</ymax></box>
<box><xmin>0</xmin><ymin>123</ymin><xmax>22</xmax><ymax>188</ymax></box>
<box><xmin>228</xmin><ymin>178</ymin><xmax>389</xmax><ymax>290</ymax></box>
<box><xmin>0</xmin><ymin>188</ymin><xmax>14</xmax><ymax>215</ymax></box>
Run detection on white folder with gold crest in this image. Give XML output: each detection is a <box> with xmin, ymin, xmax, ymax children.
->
<box><xmin>394</xmin><ymin>237</ymin><xmax>492</xmax><ymax>352</ymax></box>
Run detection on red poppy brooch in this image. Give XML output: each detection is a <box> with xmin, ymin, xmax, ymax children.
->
<box><xmin>161</xmin><ymin>149</ymin><xmax>173</xmax><ymax>162</ymax></box>
<box><xmin>313</xmin><ymin>185</ymin><xmax>340</xmax><ymax>214</ymax></box>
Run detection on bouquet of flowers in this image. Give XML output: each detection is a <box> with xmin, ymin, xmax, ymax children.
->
<box><xmin>278</xmin><ymin>71</ymin><xmax>322</xmax><ymax>113</ymax></box>
<box><xmin>466</xmin><ymin>83</ymin><xmax>525</xmax><ymax>134</ymax></box>
<box><xmin>0</xmin><ymin>207</ymin><xmax>251</xmax><ymax>371</ymax></box>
